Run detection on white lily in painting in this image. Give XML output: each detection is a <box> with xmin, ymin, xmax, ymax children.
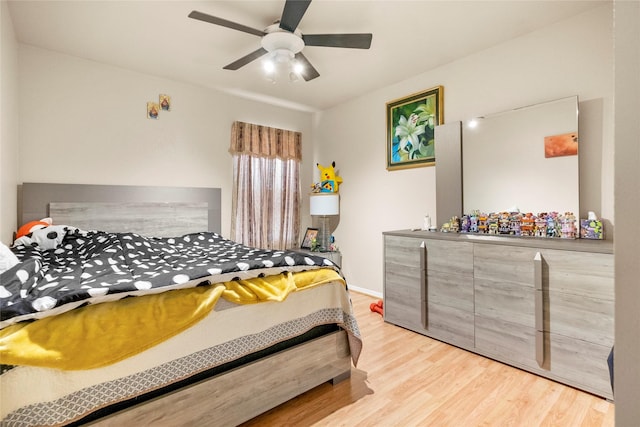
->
<box><xmin>395</xmin><ymin>113</ymin><xmax>426</xmax><ymax>153</ymax></box>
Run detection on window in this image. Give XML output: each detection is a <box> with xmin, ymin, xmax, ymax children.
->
<box><xmin>229</xmin><ymin>121</ymin><xmax>302</xmax><ymax>250</ymax></box>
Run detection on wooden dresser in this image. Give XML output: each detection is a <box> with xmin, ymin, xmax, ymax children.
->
<box><xmin>383</xmin><ymin>230</ymin><xmax>614</xmax><ymax>399</ymax></box>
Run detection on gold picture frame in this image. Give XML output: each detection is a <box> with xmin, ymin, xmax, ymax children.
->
<box><xmin>386</xmin><ymin>86</ymin><xmax>444</xmax><ymax>170</ymax></box>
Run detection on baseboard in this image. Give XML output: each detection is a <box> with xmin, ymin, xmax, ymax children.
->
<box><xmin>347</xmin><ymin>285</ymin><xmax>382</xmax><ymax>299</ymax></box>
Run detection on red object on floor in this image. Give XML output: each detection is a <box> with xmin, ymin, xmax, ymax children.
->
<box><xmin>370</xmin><ymin>299</ymin><xmax>383</xmax><ymax>315</ymax></box>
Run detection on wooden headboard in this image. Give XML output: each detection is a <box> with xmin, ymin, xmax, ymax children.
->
<box><xmin>18</xmin><ymin>183</ymin><xmax>222</xmax><ymax>236</ymax></box>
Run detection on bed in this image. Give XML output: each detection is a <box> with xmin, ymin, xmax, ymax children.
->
<box><xmin>0</xmin><ymin>183</ymin><xmax>362</xmax><ymax>426</ymax></box>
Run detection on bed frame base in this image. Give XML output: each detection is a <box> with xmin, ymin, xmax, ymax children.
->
<box><xmin>89</xmin><ymin>330</ymin><xmax>351</xmax><ymax>427</ymax></box>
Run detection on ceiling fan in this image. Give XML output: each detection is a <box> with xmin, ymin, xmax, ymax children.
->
<box><xmin>188</xmin><ymin>0</ymin><xmax>373</xmax><ymax>82</ymax></box>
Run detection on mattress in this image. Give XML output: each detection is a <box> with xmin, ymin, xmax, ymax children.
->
<box><xmin>0</xmin><ymin>280</ymin><xmax>361</xmax><ymax>426</ymax></box>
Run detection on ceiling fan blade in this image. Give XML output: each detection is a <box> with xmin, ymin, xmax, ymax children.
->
<box><xmin>279</xmin><ymin>0</ymin><xmax>312</xmax><ymax>32</ymax></box>
<box><xmin>303</xmin><ymin>33</ymin><xmax>373</xmax><ymax>49</ymax></box>
<box><xmin>223</xmin><ymin>48</ymin><xmax>269</xmax><ymax>70</ymax></box>
<box><xmin>295</xmin><ymin>52</ymin><xmax>320</xmax><ymax>81</ymax></box>
<box><xmin>188</xmin><ymin>11</ymin><xmax>265</xmax><ymax>37</ymax></box>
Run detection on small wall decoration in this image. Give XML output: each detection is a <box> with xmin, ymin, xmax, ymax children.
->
<box><xmin>159</xmin><ymin>94</ymin><xmax>171</xmax><ymax>111</ymax></box>
<box><xmin>386</xmin><ymin>85</ymin><xmax>443</xmax><ymax>170</ymax></box>
<box><xmin>300</xmin><ymin>227</ymin><xmax>318</xmax><ymax>249</ymax></box>
<box><xmin>146</xmin><ymin>102</ymin><xmax>159</xmax><ymax>120</ymax></box>
<box><xmin>544</xmin><ymin>132</ymin><xmax>578</xmax><ymax>158</ymax></box>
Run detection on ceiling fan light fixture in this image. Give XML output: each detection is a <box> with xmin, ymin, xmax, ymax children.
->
<box><xmin>288</xmin><ymin>72</ymin><xmax>300</xmax><ymax>83</ymax></box>
<box><xmin>292</xmin><ymin>60</ymin><xmax>304</xmax><ymax>75</ymax></box>
<box><xmin>261</xmin><ymin>49</ymin><xmax>303</xmax><ymax>83</ymax></box>
<box><xmin>262</xmin><ymin>58</ymin><xmax>276</xmax><ymax>74</ymax></box>
<box><xmin>273</xmin><ymin>48</ymin><xmax>295</xmax><ymax>63</ymax></box>
<box><xmin>288</xmin><ymin>60</ymin><xmax>305</xmax><ymax>83</ymax></box>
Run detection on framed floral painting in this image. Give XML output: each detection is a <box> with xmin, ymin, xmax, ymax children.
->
<box><xmin>386</xmin><ymin>86</ymin><xmax>444</xmax><ymax>170</ymax></box>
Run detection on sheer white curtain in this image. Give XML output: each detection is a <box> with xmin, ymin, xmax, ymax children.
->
<box><xmin>229</xmin><ymin>121</ymin><xmax>301</xmax><ymax>250</ymax></box>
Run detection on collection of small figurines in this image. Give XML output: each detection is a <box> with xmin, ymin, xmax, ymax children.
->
<box><xmin>310</xmin><ymin>235</ymin><xmax>338</xmax><ymax>252</ymax></box>
<box><xmin>441</xmin><ymin>210</ymin><xmax>579</xmax><ymax>239</ymax></box>
<box><xmin>440</xmin><ymin>215</ymin><xmax>460</xmax><ymax>233</ymax></box>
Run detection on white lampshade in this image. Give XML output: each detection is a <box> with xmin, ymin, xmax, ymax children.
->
<box><xmin>310</xmin><ymin>193</ymin><xmax>340</xmax><ymax>216</ymax></box>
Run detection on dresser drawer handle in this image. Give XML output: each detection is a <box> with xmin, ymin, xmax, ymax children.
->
<box><xmin>534</xmin><ymin>252</ymin><xmax>545</xmax><ymax>368</ymax></box>
<box><xmin>420</xmin><ymin>241</ymin><xmax>428</xmax><ymax>329</ymax></box>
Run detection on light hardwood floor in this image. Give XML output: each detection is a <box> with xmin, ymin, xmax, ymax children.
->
<box><xmin>242</xmin><ymin>291</ymin><xmax>614</xmax><ymax>427</ymax></box>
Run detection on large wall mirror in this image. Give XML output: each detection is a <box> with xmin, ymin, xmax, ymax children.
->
<box><xmin>462</xmin><ymin>96</ymin><xmax>579</xmax><ymax>216</ymax></box>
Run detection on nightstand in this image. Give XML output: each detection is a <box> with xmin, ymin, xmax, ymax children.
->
<box><xmin>292</xmin><ymin>249</ymin><xmax>341</xmax><ymax>268</ymax></box>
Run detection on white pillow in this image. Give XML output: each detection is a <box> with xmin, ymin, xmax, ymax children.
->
<box><xmin>0</xmin><ymin>242</ymin><xmax>20</xmax><ymax>274</ymax></box>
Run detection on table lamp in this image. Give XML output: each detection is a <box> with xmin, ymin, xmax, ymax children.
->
<box><xmin>310</xmin><ymin>193</ymin><xmax>339</xmax><ymax>252</ymax></box>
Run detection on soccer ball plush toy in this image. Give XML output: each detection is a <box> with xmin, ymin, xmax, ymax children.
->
<box><xmin>13</xmin><ymin>218</ymin><xmax>73</xmax><ymax>251</ymax></box>
<box><xmin>16</xmin><ymin>217</ymin><xmax>53</xmax><ymax>239</ymax></box>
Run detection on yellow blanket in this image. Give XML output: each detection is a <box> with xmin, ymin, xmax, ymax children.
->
<box><xmin>0</xmin><ymin>268</ymin><xmax>344</xmax><ymax>370</ymax></box>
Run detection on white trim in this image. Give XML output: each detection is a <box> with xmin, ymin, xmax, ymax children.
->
<box><xmin>348</xmin><ymin>285</ymin><xmax>382</xmax><ymax>299</ymax></box>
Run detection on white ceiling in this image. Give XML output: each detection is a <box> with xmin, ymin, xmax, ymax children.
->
<box><xmin>8</xmin><ymin>0</ymin><xmax>605</xmax><ymax>112</ymax></box>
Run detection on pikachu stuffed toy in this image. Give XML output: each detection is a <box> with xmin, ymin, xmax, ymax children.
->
<box><xmin>316</xmin><ymin>162</ymin><xmax>343</xmax><ymax>193</ymax></box>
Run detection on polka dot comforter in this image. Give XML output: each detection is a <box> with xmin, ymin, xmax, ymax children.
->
<box><xmin>0</xmin><ymin>229</ymin><xmax>339</xmax><ymax>330</ymax></box>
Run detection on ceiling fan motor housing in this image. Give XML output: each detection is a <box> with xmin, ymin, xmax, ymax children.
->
<box><xmin>261</xmin><ymin>24</ymin><xmax>305</xmax><ymax>54</ymax></box>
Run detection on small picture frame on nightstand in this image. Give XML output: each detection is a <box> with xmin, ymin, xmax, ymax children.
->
<box><xmin>301</xmin><ymin>227</ymin><xmax>318</xmax><ymax>249</ymax></box>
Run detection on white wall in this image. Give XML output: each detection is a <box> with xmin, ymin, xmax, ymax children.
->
<box><xmin>17</xmin><ymin>45</ymin><xmax>314</xmax><ymax>238</ymax></box>
<box><xmin>614</xmin><ymin>0</ymin><xmax>640</xmax><ymax>423</ymax></box>
<box><xmin>314</xmin><ymin>5</ymin><xmax>614</xmax><ymax>295</ymax></box>
<box><xmin>0</xmin><ymin>1</ymin><xmax>19</xmax><ymax>245</ymax></box>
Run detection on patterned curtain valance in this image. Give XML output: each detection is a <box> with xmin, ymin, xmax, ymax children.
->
<box><xmin>229</xmin><ymin>121</ymin><xmax>302</xmax><ymax>161</ymax></box>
